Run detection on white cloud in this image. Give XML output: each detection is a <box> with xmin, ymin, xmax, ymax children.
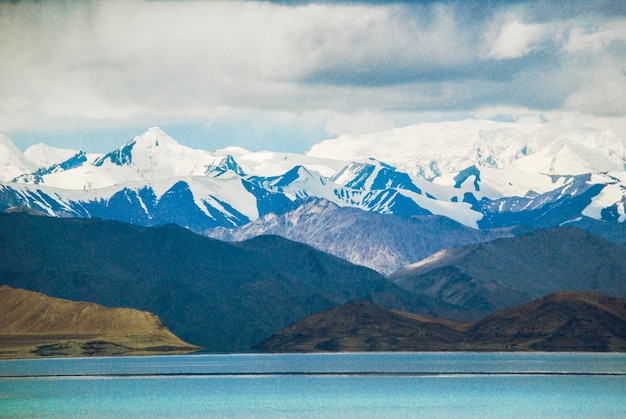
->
<box><xmin>564</xmin><ymin>20</ymin><xmax>626</xmax><ymax>53</ymax></box>
<box><xmin>487</xmin><ymin>20</ymin><xmax>548</xmax><ymax>59</ymax></box>
<box><xmin>564</xmin><ymin>56</ymin><xmax>626</xmax><ymax>117</ymax></box>
<box><xmin>0</xmin><ymin>1</ymin><xmax>624</xmax><ymax>151</ymax></box>
<box><xmin>326</xmin><ymin>112</ymin><xmax>396</xmax><ymax>136</ymax></box>
<box><xmin>473</xmin><ymin>106</ymin><xmax>547</xmax><ymax>124</ymax></box>
<box><xmin>558</xmin><ymin>19</ymin><xmax>626</xmax><ymax>117</ymax></box>
<box><xmin>541</xmin><ymin>111</ymin><xmax>626</xmax><ymax>140</ymax></box>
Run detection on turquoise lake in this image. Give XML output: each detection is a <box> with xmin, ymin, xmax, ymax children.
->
<box><xmin>1</xmin><ymin>352</ymin><xmax>625</xmax><ymax>418</ymax></box>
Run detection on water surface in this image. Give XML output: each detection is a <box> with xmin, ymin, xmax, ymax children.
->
<box><xmin>1</xmin><ymin>352</ymin><xmax>625</xmax><ymax>418</ymax></box>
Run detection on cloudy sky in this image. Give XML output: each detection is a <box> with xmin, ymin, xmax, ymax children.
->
<box><xmin>2</xmin><ymin>0</ymin><xmax>626</xmax><ymax>153</ymax></box>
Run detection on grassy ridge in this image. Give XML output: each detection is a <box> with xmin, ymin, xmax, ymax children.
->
<box><xmin>0</xmin><ymin>285</ymin><xmax>199</xmax><ymax>358</ymax></box>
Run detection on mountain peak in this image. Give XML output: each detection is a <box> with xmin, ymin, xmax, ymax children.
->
<box><xmin>13</xmin><ymin>150</ymin><xmax>89</xmax><ymax>184</ymax></box>
<box><xmin>24</xmin><ymin>143</ymin><xmax>79</xmax><ymax>167</ymax></box>
<box><xmin>205</xmin><ymin>154</ymin><xmax>246</xmax><ymax>177</ymax></box>
<box><xmin>136</xmin><ymin>127</ymin><xmax>178</xmax><ymax>148</ymax></box>
<box><xmin>267</xmin><ymin>165</ymin><xmax>316</xmax><ymax>188</ymax></box>
<box><xmin>146</xmin><ymin>126</ymin><xmax>165</xmax><ymax>134</ymax></box>
<box><xmin>91</xmin><ymin>128</ymin><xmax>218</xmax><ymax>180</ymax></box>
<box><xmin>332</xmin><ymin>159</ymin><xmax>422</xmax><ymax>194</ymax></box>
<box><xmin>93</xmin><ymin>127</ymin><xmax>181</xmax><ymax>167</ymax></box>
<box><xmin>0</xmin><ymin>135</ymin><xmax>37</xmax><ymax>181</ymax></box>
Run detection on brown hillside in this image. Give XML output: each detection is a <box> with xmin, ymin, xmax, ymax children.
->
<box><xmin>467</xmin><ymin>291</ymin><xmax>626</xmax><ymax>351</ymax></box>
<box><xmin>0</xmin><ymin>285</ymin><xmax>200</xmax><ymax>358</ymax></box>
<box><xmin>254</xmin><ymin>291</ymin><xmax>626</xmax><ymax>352</ymax></box>
<box><xmin>253</xmin><ymin>300</ymin><xmax>472</xmax><ymax>352</ymax></box>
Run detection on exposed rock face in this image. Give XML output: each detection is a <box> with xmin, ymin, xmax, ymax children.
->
<box><xmin>0</xmin><ymin>285</ymin><xmax>199</xmax><ymax>358</ymax></box>
<box><xmin>209</xmin><ymin>197</ymin><xmax>510</xmax><ymax>275</ymax></box>
<box><xmin>254</xmin><ymin>291</ymin><xmax>626</xmax><ymax>353</ymax></box>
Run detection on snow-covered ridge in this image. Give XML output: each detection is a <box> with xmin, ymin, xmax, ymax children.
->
<box><xmin>6</xmin><ymin>121</ymin><xmax>625</xmax><ymax>187</ymax></box>
<box><xmin>0</xmin><ymin>135</ymin><xmax>37</xmax><ymax>182</ymax></box>
<box><xmin>307</xmin><ymin>120</ymin><xmax>626</xmax><ymax>178</ymax></box>
<box><xmin>5</xmin><ymin>127</ymin><xmax>347</xmax><ymax>189</ymax></box>
<box><xmin>24</xmin><ymin>143</ymin><xmax>78</xmax><ymax>167</ymax></box>
<box><xmin>1</xmin><ymin>121</ymin><xmax>625</xmax><ymax>235</ymax></box>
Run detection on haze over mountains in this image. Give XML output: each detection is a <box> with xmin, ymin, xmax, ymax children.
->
<box><xmin>1</xmin><ymin>120</ymin><xmax>625</xmax><ymax>274</ymax></box>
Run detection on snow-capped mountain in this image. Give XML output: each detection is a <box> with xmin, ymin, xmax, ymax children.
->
<box><xmin>16</xmin><ymin>128</ymin><xmax>220</xmax><ymax>190</ymax></box>
<box><xmin>92</xmin><ymin>127</ymin><xmax>216</xmax><ymax>180</ymax></box>
<box><xmin>307</xmin><ymin>120</ymin><xmax>626</xmax><ymax>178</ymax></box>
<box><xmin>0</xmin><ymin>135</ymin><xmax>37</xmax><ymax>181</ymax></box>
<box><xmin>2</xmin><ymin>121</ymin><xmax>626</xmax><ymax>273</ymax></box>
<box><xmin>13</xmin><ymin>151</ymin><xmax>89</xmax><ymax>185</ymax></box>
<box><xmin>23</xmin><ymin>143</ymin><xmax>79</xmax><ymax>167</ymax></box>
<box><xmin>10</xmin><ymin>127</ymin><xmax>345</xmax><ymax>190</ymax></box>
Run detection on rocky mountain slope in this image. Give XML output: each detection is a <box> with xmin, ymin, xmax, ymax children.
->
<box><xmin>210</xmin><ymin>197</ymin><xmax>512</xmax><ymax>275</ymax></box>
<box><xmin>0</xmin><ymin>212</ymin><xmax>439</xmax><ymax>352</ymax></box>
<box><xmin>0</xmin><ymin>285</ymin><xmax>199</xmax><ymax>358</ymax></box>
<box><xmin>389</xmin><ymin>226</ymin><xmax>626</xmax><ymax>320</ymax></box>
<box><xmin>254</xmin><ymin>291</ymin><xmax>626</xmax><ymax>352</ymax></box>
